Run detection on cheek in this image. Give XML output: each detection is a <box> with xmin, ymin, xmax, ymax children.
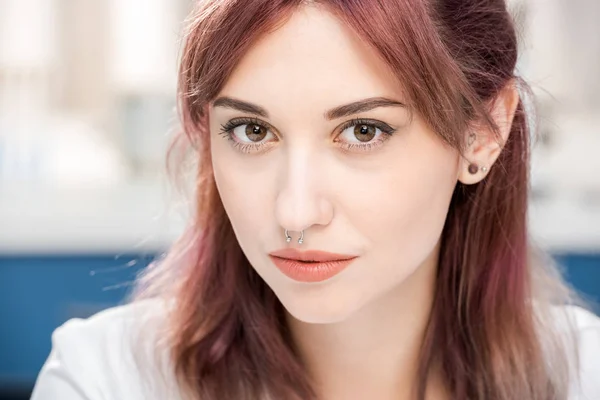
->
<box><xmin>211</xmin><ymin>150</ymin><xmax>275</xmax><ymax>262</ymax></box>
<box><xmin>211</xmin><ymin>130</ymin><xmax>262</xmax><ymax>220</ymax></box>
<box><xmin>214</xmin><ymin>165</ymin><xmax>267</xmax><ymax>222</ymax></box>
<box><xmin>348</xmin><ymin>132</ymin><xmax>459</xmax><ymax>274</ymax></box>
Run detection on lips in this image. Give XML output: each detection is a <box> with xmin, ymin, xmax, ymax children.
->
<box><xmin>268</xmin><ymin>248</ymin><xmax>358</xmax><ymax>263</ymax></box>
<box><xmin>268</xmin><ymin>248</ymin><xmax>358</xmax><ymax>283</ymax></box>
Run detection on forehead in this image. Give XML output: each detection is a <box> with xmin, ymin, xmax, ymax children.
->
<box><xmin>216</xmin><ymin>4</ymin><xmax>404</xmax><ymax>120</ymax></box>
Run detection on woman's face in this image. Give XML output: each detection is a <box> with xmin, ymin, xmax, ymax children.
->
<box><xmin>209</xmin><ymin>5</ymin><xmax>461</xmax><ymax>323</ymax></box>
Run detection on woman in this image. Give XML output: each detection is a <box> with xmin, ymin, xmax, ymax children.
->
<box><xmin>31</xmin><ymin>0</ymin><xmax>600</xmax><ymax>399</ymax></box>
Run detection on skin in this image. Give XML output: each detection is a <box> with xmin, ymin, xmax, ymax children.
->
<box><xmin>208</xmin><ymin>4</ymin><xmax>518</xmax><ymax>399</ymax></box>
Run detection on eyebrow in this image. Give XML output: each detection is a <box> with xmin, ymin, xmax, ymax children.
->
<box><xmin>212</xmin><ymin>96</ymin><xmax>406</xmax><ymax>120</ymax></box>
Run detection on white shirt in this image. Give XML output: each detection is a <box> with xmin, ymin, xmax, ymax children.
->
<box><xmin>30</xmin><ymin>299</ymin><xmax>600</xmax><ymax>400</ymax></box>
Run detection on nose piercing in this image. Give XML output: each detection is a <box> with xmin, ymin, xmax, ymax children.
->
<box><xmin>284</xmin><ymin>229</ymin><xmax>304</xmax><ymax>244</ymax></box>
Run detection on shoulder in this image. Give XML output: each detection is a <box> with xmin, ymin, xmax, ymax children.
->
<box><xmin>556</xmin><ymin>305</ymin><xmax>600</xmax><ymax>399</ymax></box>
<box><xmin>50</xmin><ymin>299</ymin><xmax>167</xmax><ymax>361</ymax></box>
<box><xmin>31</xmin><ymin>298</ymin><xmax>180</xmax><ymax>400</ymax></box>
<box><xmin>50</xmin><ymin>298</ymin><xmax>163</xmax><ymax>345</ymax></box>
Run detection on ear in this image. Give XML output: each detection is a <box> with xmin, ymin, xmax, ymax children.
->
<box><xmin>458</xmin><ymin>82</ymin><xmax>520</xmax><ymax>185</ymax></box>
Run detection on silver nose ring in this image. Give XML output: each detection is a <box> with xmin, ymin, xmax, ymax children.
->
<box><xmin>285</xmin><ymin>229</ymin><xmax>304</xmax><ymax>244</ymax></box>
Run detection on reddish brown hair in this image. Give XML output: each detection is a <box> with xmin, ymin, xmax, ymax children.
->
<box><xmin>133</xmin><ymin>0</ymin><xmax>583</xmax><ymax>399</ymax></box>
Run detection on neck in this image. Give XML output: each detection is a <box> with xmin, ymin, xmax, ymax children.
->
<box><xmin>286</xmin><ymin>244</ymin><xmax>444</xmax><ymax>400</ymax></box>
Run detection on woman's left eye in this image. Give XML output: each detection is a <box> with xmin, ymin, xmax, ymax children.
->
<box><xmin>335</xmin><ymin>119</ymin><xmax>396</xmax><ymax>153</ymax></box>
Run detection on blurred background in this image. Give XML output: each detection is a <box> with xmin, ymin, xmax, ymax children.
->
<box><xmin>0</xmin><ymin>0</ymin><xmax>599</xmax><ymax>398</ymax></box>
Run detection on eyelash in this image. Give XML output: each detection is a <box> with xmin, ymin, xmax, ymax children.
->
<box><xmin>218</xmin><ymin>117</ymin><xmax>396</xmax><ymax>154</ymax></box>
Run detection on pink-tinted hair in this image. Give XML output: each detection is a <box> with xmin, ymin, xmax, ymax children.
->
<box><xmin>132</xmin><ymin>0</ymin><xmax>584</xmax><ymax>399</ymax></box>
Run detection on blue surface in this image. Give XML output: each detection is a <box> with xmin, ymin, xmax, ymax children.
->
<box><xmin>0</xmin><ymin>254</ymin><xmax>152</xmax><ymax>386</ymax></box>
<box><xmin>0</xmin><ymin>252</ymin><xmax>598</xmax><ymax>387</ymax></box>
<box><xmin>554</xmin><ymin>253</ymin><xmax>600</xmax><ymax>307</ymax></box>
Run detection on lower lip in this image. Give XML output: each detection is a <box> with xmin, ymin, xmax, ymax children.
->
<box><xmin>269</xmin><ymin>255</ymin><xmax>357</xmax><ymax>283</ymax></box>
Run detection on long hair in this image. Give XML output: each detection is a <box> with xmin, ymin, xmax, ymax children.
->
<box><xmin>131</xmin><ymin>0</ymin><xmax>585</xmax><ymax>399</ymax></box>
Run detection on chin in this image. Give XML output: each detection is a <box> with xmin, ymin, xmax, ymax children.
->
<box><xmin>275</xmin><ymin>283</ymin><xmax>363</xmax><ymax>324</ymax></box>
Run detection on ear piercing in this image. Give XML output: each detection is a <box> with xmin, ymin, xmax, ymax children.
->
<box><xmin>467</xmin><ymin>133</ymin><xmax>488</xmax><ymax>175</ymax></box>
<box><xmin>468</xmin><ymin>163</ymin><xmax>488</xmax><ymax>175</ymax></box>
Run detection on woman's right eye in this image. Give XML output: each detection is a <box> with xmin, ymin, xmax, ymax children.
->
<box><xmin>218</xmin><ymin>119</ymin><xmax>277</xmax><ymax>154</ymax></box>
<box><xmin>232</xmin><ymin>123</ymin><xmax>271</xmax><ymax>142</ymax></box>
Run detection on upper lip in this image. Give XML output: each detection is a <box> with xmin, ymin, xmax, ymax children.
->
<box><xmin>269</xmin><ymin>248</ymin><xmax>358</xmax><ymax>262</ymax></box>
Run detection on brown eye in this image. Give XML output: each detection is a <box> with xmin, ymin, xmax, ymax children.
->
<box><xmin>221</xmin><ymin>120</ymin><xmax>276</xmax><ymax>153</ymax></box>
<box><xmin>354</xmin><ymin>124</ymin><xmax>376</xmax><ymax>142</ymax></box>
<box><xmin>245</xmin><ymin>124</ymin><xmax>268</xmax><ymax>142</ymax></box>
<box><xmin>336</xmin><ymin>119</ymin><xmax>395</xmax><ymax>153</ymax></box>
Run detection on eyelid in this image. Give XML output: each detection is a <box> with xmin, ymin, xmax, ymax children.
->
<box><xmin>220</xmin><ymin>116</ymin><xmax>277</xmax><ymax>135</ymax></box>
<box><xmin>335</xmin><ymin>118</ymin><xmax>396</xmax><ymax>136</ymax></box>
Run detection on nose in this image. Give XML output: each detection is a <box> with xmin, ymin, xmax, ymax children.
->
<box><xmin>274</xmin><ymin>148</ymin><xmax>334</xmax><ymax>236</ymax></box>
